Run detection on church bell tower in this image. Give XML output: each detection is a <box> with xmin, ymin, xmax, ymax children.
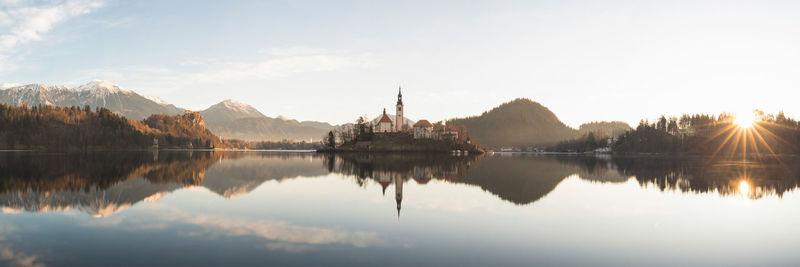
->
<box><xmin>396</xmin><ymin>86</ymin><xmax>404</xmax><ymax>132</ymax></box>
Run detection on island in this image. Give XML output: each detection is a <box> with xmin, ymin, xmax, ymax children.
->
<box><xmin>318</xmin><ymin>87</ymin><xmax>484</xmax><ymax>154</ymax></box>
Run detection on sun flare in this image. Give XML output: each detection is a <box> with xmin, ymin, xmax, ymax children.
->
<box><xmin>738</xmin><ymin>180</ymin><xmax>751</xmax><ymax>196</ymax></box>
<box><xmin>735</xmin><ymin>111</ymin><xmax>757</xmax><ymax>128</ymax></box>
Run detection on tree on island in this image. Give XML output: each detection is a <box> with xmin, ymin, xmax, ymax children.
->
<box><xmin>322</xmin><ymin>130</ymin><xmax>336</xmax><ymax>149</ymax></box>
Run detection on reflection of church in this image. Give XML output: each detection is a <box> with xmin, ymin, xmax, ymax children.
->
<box><xmin>376</xmin><ymin>172</ymin><xmax>404</xmax><ymax>217</ymax></box>
<box><xmin>371</xmin><ymin>164</ymin><xmax>469</xmax><ymax>218</ymax></box>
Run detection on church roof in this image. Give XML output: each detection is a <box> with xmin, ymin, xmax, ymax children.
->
<box><xmin>379</xmin><ymin>113</ymin><xmax>393</xmax><ymax>123</ymax></box>
<box><xmin>413</xmin><ymin>120</ymin><xmax>433</xmax><ymax>127</ymax></box>
<box><xmin>379</xmin><ymin>181</ymin><xmax>390</xmax><ymax>195</ymax></box>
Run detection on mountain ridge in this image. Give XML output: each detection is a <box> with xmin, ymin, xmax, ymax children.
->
<box><xmin>447</xmin><ymin>98</ymin><xmax>578</xmax><ymax>147</ymax></box>
<box><xmin>0</xmin><ymin>81</ymin><xmax>184</xmax><ymax>120</ymax></box>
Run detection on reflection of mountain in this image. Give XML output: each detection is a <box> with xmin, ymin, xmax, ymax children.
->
<box><xmin>0</xmin><ymin>152</ymin><xmax>328</xmax><ymax>216</ymax></box>
<box><xmin>0</xmin><ymin>178</ymin><xmax>185</xmax><ymax>217</ymax></box>
<box><xmin>5</xmin><ymin>151</ymin><xmax>800</xmax><ymax>217</ymax></box>
<box><xmin>459</xmin><ymin>156</ymin><xmax>577</xmax><ymax>204</ymax></box>
<box><xmin>331</xmin><ymin>153</ymin><xmax>800</xmax><ymax>208</ymax></box>
<box><xmin>329</xmin><ymin>154</ymin><xmax>581</xmax><ymax>205</ymax></box>
<box><xmin>201</xmin><ymin>154</ymin><xmax>329</xmax><ymax>198</ymax></box>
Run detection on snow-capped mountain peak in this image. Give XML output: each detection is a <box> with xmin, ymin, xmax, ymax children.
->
<box><xmin>75</xmin><ymin>80</ymin><xmax>131</xmax><ymax>94</ymax></box>
<box><xmin>145</xmin><ymin>95</ymin><xmax>169</xmax><ymax>106</ymax></box>
<box><xmin>220</xmin><ymin>99</ymin><xmax>254</xmax><ymax>113</ymax></box>
<box><xmin>0</xmin><ymin>80</ymin><xmax>185</xmax><ymax>120</ymax></box>
<box><xmin>0</xmin><ymin>83</ymin><xmax>21</xmax><ymax>90</ymax></box>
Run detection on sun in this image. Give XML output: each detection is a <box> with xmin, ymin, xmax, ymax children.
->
<box><xmin>738</xmin><ymin>180</ymin><xmax>751</xmax><ymax>196</ymax></box>
<box><xmin>734</xmin><ymin>111</ymin><xmax>757</xmax><ymax>128</ymax></box>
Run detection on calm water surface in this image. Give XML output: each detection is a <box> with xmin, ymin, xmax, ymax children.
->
<box><xmin>1</xmin><ymin>151</ymin><xmax>800</xmax><ymax>266</ymax></box>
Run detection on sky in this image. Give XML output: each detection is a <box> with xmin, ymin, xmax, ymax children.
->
<box><xmin>1</xmin><ymin>0</ymin><xmax>799</xmax><ymax>127</ymax></box>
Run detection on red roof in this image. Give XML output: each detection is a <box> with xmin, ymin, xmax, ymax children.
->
<box><xmin>379</xmin><ymin>181</ymin><xmax>390</xmax><ymax>195</ymax></box>
<box><xmin>379</xmin><ymin>113</ymin><xmax>393</xmax><ymax>123</ymax></box>
<box><xmin>445</xmin><ymin>125</ymin><xmax>459</xmax><ymax>131</ymax></box>
<box><xmin>413</xmin><ymin>120</ymin><xmax>433</xmax><ymax>127</ymax></box>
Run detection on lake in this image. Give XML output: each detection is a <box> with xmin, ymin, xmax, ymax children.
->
<box><xmin>1</xmin><ymin>151</ymin><xmax>800</xmax><ymax>266</ymax></box>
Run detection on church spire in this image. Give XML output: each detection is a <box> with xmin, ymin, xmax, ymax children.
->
<box><xmin>396</xmin><ymin>86</ymin><xmax>403</xmax><ymax>105</ymax></box>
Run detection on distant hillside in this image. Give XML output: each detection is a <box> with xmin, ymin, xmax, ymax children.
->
<box><xmin>206</xmin><ymin>117</ymin><xmax>333</xmax><ymax>142</ymax></box>
<box><xmin>199</xmin><ymin>99</ymin><xmax>331</xmax><ymax>141</ymax></box>
<box><xmin>1</xmin><ymin>81</ymin><xmax>337</xmax><ymax>142</ymax></box>
<box><xmin>0</xmin><ymin>104</ymin><xmax>220</xmax><ymax>150</ymax></box>
<box><xmin>142</xmin><ymin>111</ymin><xmax>221</xmax><ymax>148</ymax></box>
<box><xmin>577</xmin><ymin>121</ymin><xmax>632</xmax><ymax>137</ymax></box>
<box><xmin>447</xmin><ymin>98</ymin><xmax>577</xmax><ymax>147</ymax></box>
<box><xmin>199</xmin><ymin>99</ymin><xmax>265</xmax><ymax>125</ymax></box>
<box><xmin>0</xmin><ymin>81</ymin><xmax>184</xmax><ymax>120</ymax></box>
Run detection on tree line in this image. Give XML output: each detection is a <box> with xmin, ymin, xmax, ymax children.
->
<box><xmin>548</xmin><ymin>111</ymin><xmax>800</xmax><ymax>155</ymax></box>
<box><xmin>0</xmin><ymin>104</ymin><xmax>221</xmax><ymax>150</ymax></box>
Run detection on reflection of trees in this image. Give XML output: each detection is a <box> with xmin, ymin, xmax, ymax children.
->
<box><xmin>0</xmin><ymin>152</ymin><xmax>328</xmax><ymax>216</ymax></box>
<box><xmin>0</xmin><ymin>151</ymin><xmax>219</xmax><ymax>193</ymax></box>
<box><xmin>331</xmin><ymin>153</ymin><xmax>800</xmax><ymax>205</ymax></box>
<box><xmin>612</xmin><ymin>157</ymin><xmax>800</xmax><ymax>199</ymax></box>
<box><xmin>325</xmin><ymin>153</ymin><xmax>476</xmax><ymax>188</ymax></box>
<box><xmin>551</xmin><ymin>155</ymin><xmax>629</xmax><ymax>183</ymax></box>
<box><xmin>328</xmin><ymin>154</ymin><xmax>582</xmax><ymax>205</ymax></box>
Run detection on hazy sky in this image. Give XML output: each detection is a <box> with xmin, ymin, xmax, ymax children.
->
<box><xmin>1</xmin><ymin>0</ymin><xmax>799</xmax><ymax>127</ymax></box>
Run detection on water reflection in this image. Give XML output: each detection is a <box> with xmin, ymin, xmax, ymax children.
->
<box><xmin>609</xmin><ymin>156</ymin><xmax>800</xmax><ymax>199</ymax></box>
<box><xmin>0</xmin><ymin>151</ymin><xmax>327</xmax><ymax>216</ymax></box>
<box><xmin>1</xmin><ymin>152</ymin><xmax>800</xmax><ymax>218</ymax></box>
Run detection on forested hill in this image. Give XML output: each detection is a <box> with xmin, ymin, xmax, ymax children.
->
<box><xmin>578</xmin><ymin>121</ymin><xmax>632</xmax><ymax>138</ymax></box>
<box><xmin>447</xmin><ymin>98</ymin><xmax>578</xmax><ymax>148</ymax></box>
<box><xmin>0</xmin><ymin>104</ymin><xmax>221</xmax><ymax>150</ymax></box>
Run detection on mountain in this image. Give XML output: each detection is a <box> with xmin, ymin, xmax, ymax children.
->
<box><xmin>577</xmin><ymin>121</ymin><xmax>632</xmax><ymax>137</ymax></box>
<box><xmin>199</xmin><ymin>99</ymin><xmax>332</xmax><ymax>141</ymax></box>
<box><xmin>0</xmin><ymin>81</ymin><xmax>184</xmax><ymax>120</ymax></box>
<box><xmin>199</xmin><ymin>99</ymin><xmax>266</xmax><ymax>125</ymax></box>
<box><xmin>300</xmin><ymin>120</ymin><xmax>335</xmax><ymax>129</ymax></box>
<box><xmin>447</xmin><ymin>98</ymin><xmax>578</xmax><ymax>148</ymax></box>
<box><xmin>0</xmin><ymin>81</ymin><xmax>335</xmax><ymax>142</ymax></box>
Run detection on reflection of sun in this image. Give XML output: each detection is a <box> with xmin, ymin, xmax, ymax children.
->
<box><xmin>735</xmin><ymin>111</ymin><xmax>757</xmax><ymax>128</ymax></box>
<box><xmin>738</xmin><ymin>180</ymin><xmax>751</xmax><ymax>196</ymax></box>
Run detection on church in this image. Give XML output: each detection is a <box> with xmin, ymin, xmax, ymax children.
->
<box><xmin>375</xmin><ymin>86</ymin><xmax>406</xmax><ymax>133</ymax></box>
<box><xmin>373</xmin><ymin>86</ymin><xmax>440</xmax><ymax>140</ymax></box>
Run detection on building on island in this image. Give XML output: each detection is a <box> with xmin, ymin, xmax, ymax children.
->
<box><xmin>377</xmin><ymin>108</ymin><xmax>394</xmax><ymax>132</ymax></box>
<box><xmin>441</xmin><ymin>125</ymin><xmax>459</xmax><ymax>140</ymax></box>
<box><xmin>413</xmin><ymin>120</ymin><xmax>433</xmax><ymax>139</ymax></box>
<box><xmin>372</xmin><ymin>87</ymin><xmax>464</xmax><ymax>142</ymax></box>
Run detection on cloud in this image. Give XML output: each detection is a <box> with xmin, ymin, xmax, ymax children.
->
<box><xmin>259</xmin><ymin>46</ymin><xmax>330</xmax><ymax>57</ymax></box>
<box><xmin>0</xmin><ymin>0</ymin><xmax>103</xmax><ymax>72</ymax></box>
<box><xmin>78</xmin><ymin>46</ymin><xmax>373</xmax><ymax>95</ymax></box>
<box><xmin>184</xmin><ymin>214</ymin><xmax>384</xmax><ymax>249</ymax></box>
<box><xmin>0</xmin><ymin>246</ymin><xmax>46</xmax><ymax>267</ymax></box>
<box><xmin>0</xmin><ymin>222</ymin><xmax>45</xmax><ymax>267</ymax></box>
<box><xmin>82</xmin><ymin>207</ymin><xmax>385</xmax><ymax>252</ymax></box>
